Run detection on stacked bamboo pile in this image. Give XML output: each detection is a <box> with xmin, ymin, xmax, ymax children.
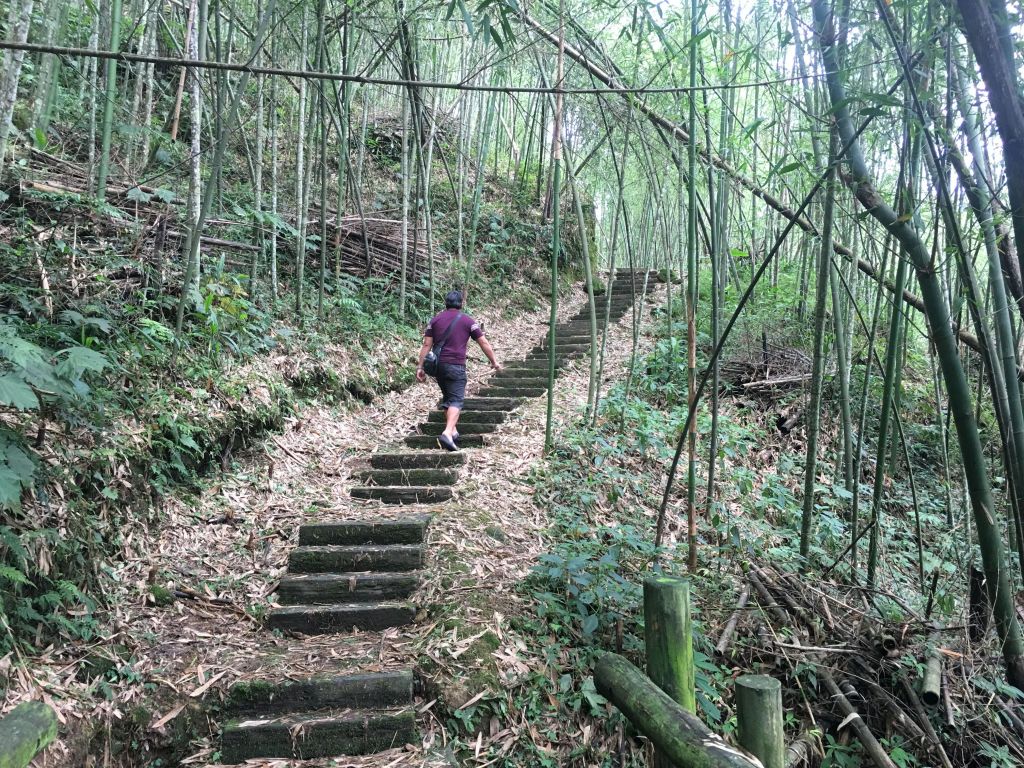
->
<box><xmin>318</xmin><ymin>214</ymin><xmax>438</xmax><ymax>284</ymax></box>
<box><xmin>18</xmin><ymin>149</ymin><xmax>440</xmax><ymax>286</ymax></box>
<box><xmin>716</xmin><ymin>342</ymin><xmax>814</xmax><ymax>394</ymax></box>
<box><xmin>716</xmin><ymin>565</ymin><xmax>1021</xmax><ymax>767</ymax></box>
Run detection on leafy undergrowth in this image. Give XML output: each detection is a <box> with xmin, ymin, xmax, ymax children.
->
<box><xmin>503</xmin><ymin>314</ymin><xmax>1018</xmax><ymax>766</ymax></box>
<box><xmin>0</xmin><ymin>256</ymin><xmax>438</xmax><ymax>648</ymax></box>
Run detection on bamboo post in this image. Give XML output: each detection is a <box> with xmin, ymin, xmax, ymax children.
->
<box><xmin>644</xmin><ymin>575</ymin><xmax>695</xmax><ymax>715</ymax></box>
<box><xmin>594</xmin><ymin>653</ymin><xmax>761</xmax><ymax>768</ymax></box>
<box><xmin>0</xmin><ymin>701</ymin><xmax>57</xmax><ymax>768</ymax></box>
<box><xmin>735</xmin><ymin>675</ymin><xmax>785</xmax><ymax>768</ymax></box>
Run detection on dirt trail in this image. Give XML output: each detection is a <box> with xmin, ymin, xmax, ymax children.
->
<box><xmin>190</xmin><ymin>279</ymin><xmax>664</xmax><ymax>767</ymax></box>
<box><xmin>21</xmin><ymin>276</ymin><xmax>666</xmax><ymax>767</ymax></box>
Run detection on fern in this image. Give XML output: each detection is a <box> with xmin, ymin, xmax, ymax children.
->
<box><xmin>0</xmin><ymin>564</ymin><xmax>28</xmax><ymax>585</ymax></box>
<box><xmin>0</xmin><ymin>526</ymin><xmax>29</xmax><ymax>569</ymax></box>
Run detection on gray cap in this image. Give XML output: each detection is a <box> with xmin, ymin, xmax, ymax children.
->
<box><xmin>445</xmin><ymin>290</ymin><xmax>463</xmax><ymax>308</ymax></box>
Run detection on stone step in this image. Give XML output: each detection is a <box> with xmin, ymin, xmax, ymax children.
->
<box><xmin>495</xmin><ymin>368</ymin><xmax>564</xmax><ymax>378</ymax></box>
<box><xmin>527</xmin><ymin>347</ymin><xmax>580</xmax><ymax>356</ymax></box>
<box><xmin>461</xmin><ymin>397</ymin><xmax>522</xmax><ymax>411</ymax></box>
<box><xmin>523</xmin><ymin>353</ymin><xmax>579</xmax><ymax>364</ymax></box>
<box><xmin>476</xmin><ymin>387</ymin><xmax>547</xmax><ymax>398</ymax></box>
<box><xmin>404</xmin><ymin>434</ymin><xmax>485</xmax><ymax>449</ymax></box>
<box><xmin>267</xmin><ymin>602</ymin><xmax>415</xmax><ymax>635</ymax></box>
<box><xmin>224</xmin><ymin>670</ymin><xmax>413</xmax><ymax>716</ymax></box>
<box><xmin>427</xmin><ymin>409</ymin><xmax>507</xmax><ymax>424</ymax></box>
<box><xmin>278</xmin><ymin>572</ymin><xmax>420</xmax><ymax>605</ymax></box>
<box><xmin>531</xmin><ymin>345</ymin><xmax>593</xmax><ymax>355</ymax></box>
<box><xmin>351</xmin><ymin>485</ymin><xmax>454</xmax><ymax>504</ymax></box>
<box><xmin>544</xmin><ymin>328</ymin><xmax>608</xmax><ymax>337</ymax></box>
<box><xmin>220</xmin><ymin>708</ymin><xmax>415</xmax><ymax>762</ymax></box>
<box><xmin>288</xmin><ymin>544</ymin><xmax>424</xmax><ymax>573</ymax></box>
<box><xmin>368</xmin><ymin>452</ymin><xmax>466</xmax><ymax>470</ymax></box>
<box><xmin>298</xmin><ymin>517</ymin><xmax>430</xmax><ymax>546</ymax></box>
<box><xmin>417</xmin><ymin>422</ymin><xmax>497</xmax><ymax>436</ymax></box>
<box><xmin>548</xmin><ymin>320</ymin><xmax>617</xmax><ymax>329</ymax></box>
<box><xmin>487</xmin><ymin>377</ymin><xmax>549</xmax><ymax>387</ymax></box>
<box><xmin>498</xmin><ymin>360</ymin><xmax>571</xmax><ymax>372</ymax></box>
<box><xmin>352</xmin><ymin>468</ymin><xmax>459</xmax><ymax>486</ymax></box>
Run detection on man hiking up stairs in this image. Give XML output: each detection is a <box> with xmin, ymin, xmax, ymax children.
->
<box><xmin>416</xmin><ymin>290</ymin><xmax>502</xmax><ymax>451</ymax></box>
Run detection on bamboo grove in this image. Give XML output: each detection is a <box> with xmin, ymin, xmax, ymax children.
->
<box><xmin>3</xmin><ymin>0</ymin><xmax>1024</xmax><ymax>695</ymax></box>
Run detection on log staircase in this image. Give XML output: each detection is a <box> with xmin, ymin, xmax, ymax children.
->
<box><xmin>217</xmin><ymin>270</ymin><xmax>659</xmax><ymax>763</ymax></box>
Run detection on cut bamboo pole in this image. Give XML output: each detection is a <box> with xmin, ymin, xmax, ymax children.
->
<box><xmin>922</xmin><ymin>643</ymin><xmax>942</xmax><ymax>706</ymax></box>
<box><xmin>819</xmin><ymin>669</ymin><xmax>897</xmax><ymax>768</ymax></box>
<box><xmin>594</xmin><ymin>653</ymin><xmax>761</xmax><ymax>768</ymax></box>
<box><xmin>735</xmin><ymin>675</ymin><xmax>785</xmax><ymax>768</ymax></box>
<box><xmin>715</xmin><ymin>583</ymin><xmax>750</xmax><ymax>656</ymax></box>
<box><xmin>644</xmin><ymin>575</ymin><xmax>695</xmax><ymax>715</ymax></box>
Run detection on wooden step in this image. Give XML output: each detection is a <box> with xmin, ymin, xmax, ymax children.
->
<box><xmin>267</xmin><ymin>602</ymin><xmax>415</xmax><ymax>635</ymax></box>
<box><xmin>298</xmin><ymin>517</ymin><xmax>430</xmax><ymax>546</ymax></box>
<box><xmin>427</xmin><ymin>410</ymin><xmax>507</xmax><ymax>424</ymax></box>
<box><xmin>405</xmin><ymin>434</ymin><xmax>485</xmax><ymax>449</ymax></box>
<box><xmin>352</xmin><ymin>467</ymin><xmax>459</xmax><ymax>486</ymax></box>
<box><xmin>224</xmin><ymin>670</ymin><xmax>413</xmax><ymax>716</ymax></box>
<box><xmin>278</xmin><ymin>572</ymin><xmax>420</xmax><ymax>605</ymax></box>
<box><xmin>368</xmin><ymin>452</ymin><xmax>466</xmax><ymax>470</ymax></box>
<box><xmin>220</xmin><ymin>708</ymin><xmax>415</xmax><ymax>762</ymax></box>
<box><xmin>288</xmin><ymin>544</ymin><xmax>424</xmax><ymax>573</ymax></box>
<box><xmin>350</xmin><ymin>486</ymin><xmax>453</xmax><ymax>504</ymax></box>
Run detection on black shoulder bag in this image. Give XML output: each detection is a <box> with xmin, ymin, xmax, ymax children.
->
<box><xmin>422</xmin><ymin>312</ymin><xmax>463</xmax><ymax>378</ymax></box>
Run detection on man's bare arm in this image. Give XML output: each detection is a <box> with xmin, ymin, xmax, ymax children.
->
<box><xmin>415</xmin><ymin>337</ymin><xmax>432</xmax><ymax>382</ymax></box>
<box><xmin>476</xmin><ymin>337</ymin><xmax>501</xmax><ymax>369</ymax></box>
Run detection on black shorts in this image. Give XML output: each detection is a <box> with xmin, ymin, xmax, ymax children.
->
<box><xmin>436</xmin><ymin>363</ymin><xmax>467</xmax><ymax>409</ymax></box>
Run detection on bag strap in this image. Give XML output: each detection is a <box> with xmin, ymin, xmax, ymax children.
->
<box><xmin>432</xmin><ymin>311</ymin><xmax>463</xmax><ymax>352</ymax></box>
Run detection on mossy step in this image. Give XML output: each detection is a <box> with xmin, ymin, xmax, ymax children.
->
<box><xmin>476</xmin><ymin>388</ymin><xmax>547</xmax><ymax>398</ymax></box>
<box><xmin>427</xmin><ymin>410</ymin><xmax>507</xmax><ymax>424</ymax></box>
<box><xmin>278</xmin><ymin>572</ymin><xmax>420</xmax><ymax>605</ymax></box>
<box><xmin>486</xmin><ymin>377</ymin><xmax>550</xmax><ymax>387</ymax></box>
<box><xmin>417</xmin><ymin>422</ymin><xmax>497</xmax><ymax>436</ymax></box>
<box><xmin>405</xmin><ymin>434</ymin><xmax>485</xmax><ymax>449</ymax></box>
<box><xmin>522</xmin><ymin>355</ymin><xmax>578</xmax><ymax>366</ymax></box>
<box><xmin>220</xmin><ymin>708</ymin><xmax>415</xmax><ymax>762</ymax></box>
<box><xmin>288</xmin><ymin>544</ymin><xmax>424</xmax><ymax>573</ymax></box>
<box><xmin>350</xmin><ymin>486</ymin><xmax>454</xmax><ymax>504</ymax></box>
<box><xmin>525</xmin><ymin>349</ymin><xmax>578</xmax><ymax>358</ymax></box>
<box><xmin>461</xmin><ymin>397</ymin><xmax>522</xmax><ymax>410</ymax></box>
<box><xmin>298</xmin><ymin>517</ymin><xmax>430</xmax><ymax>546</ymax></box>
<box><xmin>224</xmin><ymin>670</ymin><xmax>413</xmax><ymax>716</ymax></box>
<box><xmin>497</xmin><ymin>362</ymin><xmax>570</xmax><ymax>373</ymax></box>
<box><xmin>267</xmin><ymin>603</ymin><xmax>415</xmax><ymax>635</ymax></box>
<box><xmin>531</xmin><ymin>346</ymin><xmax>593</xmax><ymax>355</ymax></box>
<box><xmin>352</xmin><ymin>468</ymin><xmax>459</xmax><ymax>486</ymax></box>
<box><xmin>549</xmin><ymin>321</ymin><xmax>616</xmax><ymax>330</ymax></box>
<box><xmin>368</xmin><ymin>452</ymin><xmax>466</xmax><ymax>470</ymax></box>
<box><xmin>494</xmin><ymin>369</ymin><xmax>564</xmax><ymax>379</ymax></box>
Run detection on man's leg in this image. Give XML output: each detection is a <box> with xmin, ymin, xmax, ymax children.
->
<box><xmin>443</xmin><ymin>406</ymin><xmax>461</xmax><ymax>438</ymax></box>
<box><xmin>441</xmin><ymin>364</ymin><xmax>466</xmax><ymax>446</ymax></box>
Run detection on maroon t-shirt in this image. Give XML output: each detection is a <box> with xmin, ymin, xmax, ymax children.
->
<box><xmin>424</xmin><ymin>309</ymin><xmax>483</xmax><ymax>365</ymax></box>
